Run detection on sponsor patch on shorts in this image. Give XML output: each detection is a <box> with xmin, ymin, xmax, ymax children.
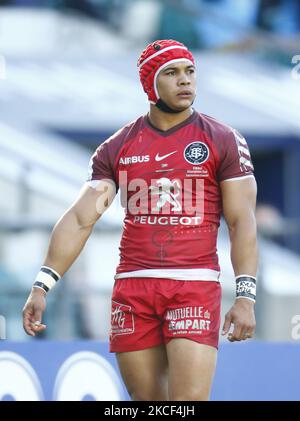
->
<box><xmin>111</xmin><ymin>300</ymin><xmax>134</xmax><ymax>336</ymax></box>
<box><xmin>165</xmin><ymin>306</ymin><xmax>211</xmax><ymax>336</ymax></box>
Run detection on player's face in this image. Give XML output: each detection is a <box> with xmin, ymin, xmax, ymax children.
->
<box><xmin>156</xmin><ymin>61</ymin><xmax>196</xmax><ymax>111</ymax></box>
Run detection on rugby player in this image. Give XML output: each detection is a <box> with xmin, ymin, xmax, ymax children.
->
<box><xmin>23</xmin><ymin>40</ymin><xmax>258</xmax><ymax>401</ymax></box>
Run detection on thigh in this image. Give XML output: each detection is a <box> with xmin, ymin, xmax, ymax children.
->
<box><xmin>167</xmin><ymin>339</ymin><xmax>217</xmax><ymax>401</ymax></box>
<box><xmin>116</xmin><ymin>345</ymin><xmax>169</xmax><ymax>401</ymax></box>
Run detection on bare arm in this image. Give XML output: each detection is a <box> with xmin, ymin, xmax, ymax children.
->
<box><xmin>221</xmin><ymin>176</ymin><xmax>258</xmax><ymax>277</ymax></box>
<box><xmin>22</xmin><ymin>180</ymin><xmax>116</xmax><ymax>336</ymax></box>
<box><xmin>43</xmin><ymin>180</ymin><xmax>115</xmax><ymax>275</ymax></box>
<box><xmin>220</xmin><ymin>176</ymin><xmax>258</xmax><ymax>342</ymax></box>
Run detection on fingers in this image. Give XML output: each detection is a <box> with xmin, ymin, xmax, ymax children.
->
<box><xmin>23</xmin><ymin>307</ymin><xmax>46</xmax><ymax>337</ymax></box>
<box><xmin>32</xmin><ymin>321</ymin><xmax>47</xmax><ymax>335</ymax></box>
<box><xmin>33</xmin><ymin>312</ymin><xmax>47</xmax><ymax>334</ymax></box>
<box><xmin>23</xmin><ymin>309</ymin><xmax>36</xmax><ymax>337</ymax></box>
<box><xmin>228</xmin><ymin>324</ymin><xmax>243</xmax><ymax>342</ymax></box>
<box><xmin>33</xmin><ymin>309</ymin><xmax>43</xmax><ymax>326</ymax></box>
<box><xmin>26</xmin><ymin>319</ymin><xmax>47</xmax><ymax>337</ymax></box>
<box><xmin>228</xmin><ymin>325</ymin><xmax>255</xmax><ymax>342</ymax></box>
<box><xmin>222</xmin><ymin>313</ymin><xmax>232</xmax><ymax>336</ymax></box>
<box><xmin>223</xmin><ymin>302</ymin><xmax>256</xmax><ymax>342</ymax></box>
<box><xmin>241</xmin><ymin>327</ymin><xmax>255</xmax><ymax>340</ymax></box>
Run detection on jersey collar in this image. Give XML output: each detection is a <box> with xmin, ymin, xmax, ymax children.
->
<box><xmin>144</xmin><ymin>109</ymin><xmax>197</xmax><ymax>137</ymax></box>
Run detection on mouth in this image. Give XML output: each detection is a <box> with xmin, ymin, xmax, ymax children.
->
<box><xmin>177</xmin><ymin>91</ymin><xmax>193</xmax><ymax>98</ymax></box>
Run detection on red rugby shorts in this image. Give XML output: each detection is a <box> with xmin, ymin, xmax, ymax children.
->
<box><xmin>110</xmin><ymin>277</ymin><xmax>221</xmax><ymax>352</ymax></box>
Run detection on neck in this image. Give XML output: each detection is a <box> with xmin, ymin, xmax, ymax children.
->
<box><xmin>148</xmin><ymin>105</ymin><xmax>193</xmax><ymax>131</ymax></box>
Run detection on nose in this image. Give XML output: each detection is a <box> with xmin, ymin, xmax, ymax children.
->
<box><xmin>178</xmin><ymin>72</ymin><xmax>191</xmax><ymax>85</ymax></box>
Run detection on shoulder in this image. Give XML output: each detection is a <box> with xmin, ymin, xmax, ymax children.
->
<box><xmin>195</xmin><ymin>112</ymin><xmax>249</xmax><ymax>159</ymax></box>
<box><xmin>88</xmin><ymin>116</ymin><xmax>144</xmax><ymax>180</ymax></box>
<box><xmin>196</xmin><ymin>114</ymin><xmax>254</xmax><ymax>179</ymax></box>
<box><xmin>100</xmin><ymin>116</ymin><xmax>145</xmax><ymax>151</ymax></box>
<box><xmin>195</xmin><ymin>112</ymin><xmax>236</xmax><ymax>141</ymax></box>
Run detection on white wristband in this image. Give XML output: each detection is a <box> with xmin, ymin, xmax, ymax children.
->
<box><xmin>235</xmin><ymin>275</ymin><xmax>256</xmax><ymax>302</ymax></box>
<box><xmin>33</xmin><ymin>266</ymin><xmax>61</xmax><ymax>293</ymax></box>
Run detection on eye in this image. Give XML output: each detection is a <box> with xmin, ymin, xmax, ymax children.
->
<box><xmin>188</xmin><ymin>68</ymin><xmax>195</xmax><ymax>74</ymax></box>
<box><xmin>165</xmin><ymin>71</ymin><xmax>175</xmax><ymax>76</ymax></box>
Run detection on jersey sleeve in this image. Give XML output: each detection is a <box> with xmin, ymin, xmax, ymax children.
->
<box><xmin>87</xmin><ymin>141</ymin><xmax>116</xmax><ymax>184</ymax></box>
<box><xmin>217</xmin><ymin>128</ymin><xmax>254</xmax><ymax>182</ymax></box>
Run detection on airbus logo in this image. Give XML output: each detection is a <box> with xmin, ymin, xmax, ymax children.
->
<box><xmin>155</xmin><ymin>151</ymin><xmax>177</xmax><ymax>162</ymax></box>
<box><xmin>119</xmin><ymin>155</ymin><xmax>150</xmax><ymax>165</ymax></box>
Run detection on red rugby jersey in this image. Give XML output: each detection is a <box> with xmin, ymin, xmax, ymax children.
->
<box><xmin>88</xmin><ymin>111</ymin><xmax>254</xmax><ymax>281</ymax></box>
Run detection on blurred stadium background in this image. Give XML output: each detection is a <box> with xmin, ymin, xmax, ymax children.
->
<box><xmin>0</xmin><ymin>0</ymin><xmax>300</xmax><ymax>401</ymax></box>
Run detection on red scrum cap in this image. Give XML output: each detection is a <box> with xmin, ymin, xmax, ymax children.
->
<box><xmin>138</xmin><ymin>39</ymin><xmax>195</xmax><ymax>104</ymax></box>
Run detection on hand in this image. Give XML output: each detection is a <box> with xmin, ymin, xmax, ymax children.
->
<box><xmin>222</xmin><ymin>298</ymin><xmax>256</xmax><ymax>342</ymax></box>
<box><xmin>22</xmin><ymin>288</ymin><xmax>47</xmax><ymax>337</ymax></box>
